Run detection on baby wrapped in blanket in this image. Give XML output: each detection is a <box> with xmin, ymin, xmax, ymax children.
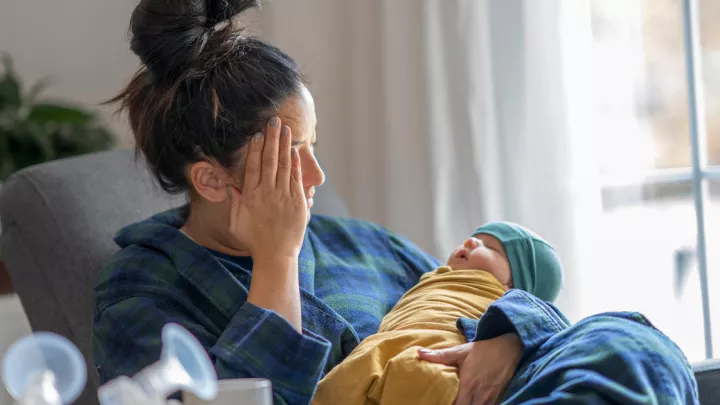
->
<box><xmin>312</xmin><ymin>221</ymin><xmax>563</xmax><ymax>405</ymax></box>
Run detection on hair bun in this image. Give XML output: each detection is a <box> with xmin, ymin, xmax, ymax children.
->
<box><xmin>128</xmin><ymin>0</ymin><xmax>260</xmax><ymax>81</ymax></box>
<box><xmin>208</xmin><ymin>0</ymin><xmax>261</xmax><ymax>25</ymax></box>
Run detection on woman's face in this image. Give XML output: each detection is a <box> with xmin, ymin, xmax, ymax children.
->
<box><xmin>271</xmin><ymin>85</ymin><xmax>325</xmax><ymax>213</ymax></box>
<box><xmin>189</xmin><ymin>85</ymin><xmax>324</xmax><ymax>217</ymax></box>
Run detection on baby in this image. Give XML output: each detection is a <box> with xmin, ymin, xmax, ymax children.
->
<box><xmin>312</xmin><ymin>221</ymin><xmax>564</xmax><ymax>405</ymax></box>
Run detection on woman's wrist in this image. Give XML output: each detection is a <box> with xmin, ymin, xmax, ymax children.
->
<box><xmin>247</xmin><ymin>256</ymin><xmax>302</xmax><ymax>332</ymax></box>
<box><xmin>252</xmin><ymin>251</ymin><xmax>301</xmax><ymax>266</ymax></box>
<box><xmin>249</xmin><ymin>256</ymin><xmax>300</xmax><ymax>293</ymax></box>
<box><xmin>499</xmin><ymin>333</ymin><xmax>523</xmax><ymax>362</ymax></box>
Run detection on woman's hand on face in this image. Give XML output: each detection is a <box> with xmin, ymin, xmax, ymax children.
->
<box><xmin>418</xmin><ymin>333</ymin><xmax>523</xmax><ymax>405</ymax></box>
<box><xmin>228</xmin><ymin>117</ymin><xmax>308</xmax><ymax>261</ymax></box>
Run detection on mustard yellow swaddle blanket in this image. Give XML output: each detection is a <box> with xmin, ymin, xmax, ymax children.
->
<box><xmin>312</xmin><ymin>266</ymin><xmax>507</xmax><ymax>405</ymax></box>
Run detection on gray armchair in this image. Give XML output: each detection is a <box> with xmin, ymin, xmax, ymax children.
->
<box><xmin>0</xmin><ymin>149</ymin><xmax>718</xmax><ymax>405</ymax></box>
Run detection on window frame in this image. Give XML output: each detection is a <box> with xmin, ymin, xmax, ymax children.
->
<box><xmin>682</xmin><ymin>0</ymin><xmax>714</xmax><ymax>359</ymax></box>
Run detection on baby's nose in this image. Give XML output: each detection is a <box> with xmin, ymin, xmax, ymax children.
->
<box><xmin>464</xmin><ymin>237</ymin><xmax>481</xmax><ymax>250</ymax></box>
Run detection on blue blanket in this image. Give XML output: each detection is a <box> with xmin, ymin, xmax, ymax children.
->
<box><xmin>460</xmin><ymin>290</ymin><xmax>699</xmax><ymax>404</ymax></box>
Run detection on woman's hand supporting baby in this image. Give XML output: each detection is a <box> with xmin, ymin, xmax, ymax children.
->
<box><xmin>227</xmin><ymin>117</ymin><xmax>308</xmax><ymax>333</ymax></box>
<box><xmin>418</xmin><ymin>333</ymin><xmax>523</xmax><ymax>405</ymax></box>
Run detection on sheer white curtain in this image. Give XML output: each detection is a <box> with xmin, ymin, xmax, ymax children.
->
<box><xmin>261</xmin><ymin>0</ymin><xmax>603</xmax><ymax>318</ymax></box>
<box><xmin>424</xmin><ymin>0</ymin><xmax>603</xmax><ymax>316</ymax></box>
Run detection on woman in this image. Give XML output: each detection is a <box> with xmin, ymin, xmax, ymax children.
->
<box><xmin>93</xmin><ymin>0</ymin><xmax>698</xmax><ymax>404</ymax></box>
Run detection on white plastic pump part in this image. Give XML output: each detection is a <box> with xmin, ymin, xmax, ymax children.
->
<box><xmin>97</xmin><ymin>323</ymin><xmax>217</xmax><ymax>405</ymax></box>
<box><xmin>1</xmin><ymin>332</ymin><xmax>87</xmax><ymax>405</ymax></box>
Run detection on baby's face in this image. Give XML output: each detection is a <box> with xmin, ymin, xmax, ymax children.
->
<box><xmin>446</xmin><ymin>234</ymin><xmax>513</xmax><ymax>288</ymax></box>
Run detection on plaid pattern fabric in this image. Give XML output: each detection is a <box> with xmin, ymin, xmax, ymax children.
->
<box><xmin>466</xmin><ymin>290</ymin><xmax>700</xmax><ymax>405</ymax></box>
<box><xmin>92</xmin><ymin>208</ymin><xmax>440</xmax><ymax>405</ymax></box>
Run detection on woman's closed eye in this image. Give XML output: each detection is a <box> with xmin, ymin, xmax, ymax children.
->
<box><xmin>291</xmin><ymin>139</ymin><xmax>316</xmax><ymax>148</ymax></box>
<box><xmin>292</xmin><ymin>141</ymin><xmax>317</xmax><ymax>153</ymax></box>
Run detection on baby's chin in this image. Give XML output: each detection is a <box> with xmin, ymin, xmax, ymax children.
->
<box><xmin>446</xmin><ymin>261</ymin><xmax>492</xmax><ymax>275</ymax></box>
<box><xmin>446</xmin><ymin>260</ymin><xmax>475</xmax><ymax>271</ymax></box>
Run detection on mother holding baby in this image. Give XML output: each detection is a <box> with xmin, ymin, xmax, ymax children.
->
<box><xmin>92</xmin><ymin>1</ymin><xmax>698</xmax><ymax>404</ymax></box>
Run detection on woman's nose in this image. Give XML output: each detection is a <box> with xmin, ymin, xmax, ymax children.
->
<box><xmin>302</xmin><ymin>152</ymin><xmax>325</xmax><ymax>188</ymax></box>
<box><xmin>464</xmin><ymin>237</ymin><xmax>481</xmax><ymax>250</ymax></box>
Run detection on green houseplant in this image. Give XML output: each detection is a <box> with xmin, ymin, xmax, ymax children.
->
<box><xmin>0</xmin><ymin>54</ymin><xmax>115</xmax><ymax>181</ymax></box>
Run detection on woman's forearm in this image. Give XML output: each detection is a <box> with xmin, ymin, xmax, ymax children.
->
<box><xmin>247</xmin><ymin>257</ymin><xmax>302</xmax><ymax>333</ymax></box>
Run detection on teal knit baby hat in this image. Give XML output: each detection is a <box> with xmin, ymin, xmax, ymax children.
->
<box><xmin>473</xmin><ymin>221</ymin><xmax>563</xmax><ymax>302</ymax></box>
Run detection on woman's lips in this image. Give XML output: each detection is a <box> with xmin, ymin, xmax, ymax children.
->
<box><xmin>306</xmin><ymin>197</ymin><xmax>314</xmax><ymax>209</ymax></box>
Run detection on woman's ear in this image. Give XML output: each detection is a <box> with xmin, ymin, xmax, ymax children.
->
<box><xmin>188</xmin><ymin>161</ymin><xmax>234</xmax><ymax>203</ymax></box>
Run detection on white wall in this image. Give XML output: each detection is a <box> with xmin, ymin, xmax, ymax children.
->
<box><xmin>0</xmin><ymin>0</ymin><xmax>139</xmax><ymax>146</ymax></box>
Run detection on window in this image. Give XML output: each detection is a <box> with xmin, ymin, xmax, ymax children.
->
<box><xmin>587</xmin><ymin>0</ymin><xmax>719</xmax><ymax>361</ymax></box>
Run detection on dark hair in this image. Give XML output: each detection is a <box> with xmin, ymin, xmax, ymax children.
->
<box><xmin>111</xmin><ymin>0</ymin><xmax>303</xmax><ymax>194</ymax></box>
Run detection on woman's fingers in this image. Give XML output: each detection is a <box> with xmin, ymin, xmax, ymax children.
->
<box><xmin>418</xmin><ymin>345</ymin><xmax>467</xmax><ymax>366</ymax></box>
<box><xmin>242</xmin><ymin>132</ymin><xmax>264</xmax><ymax>192</ymax></box>
<box><xmin>290</xmin><ymin>147</ymin><xmax>304</xmax><ymax>198</ymax></box>
<box><xmin>277</xmin><ymin>125</ymin><xmax>292</xmax><ymax>190</ymax></box>
<box><xmin>262</xmin><ymin>117</ymin><xmax>282</xmax><ymax>187</ymax></box>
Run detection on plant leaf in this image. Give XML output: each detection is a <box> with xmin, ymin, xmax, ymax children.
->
<box><xmin>4</xmin><ymin>122</ymin><xmax>52</xmax><ymax>173</ymax></box>
<box><xmin>0</xmin><ymin>128</ymin><xmax>16</xmax><ymax>181</ymax></box>
<box><xmin>50</xmin><ymin>123</ymin><xmax>114</xmax><ymax>159</ymax></box>
<box><xmin>0</xmin><ymin>55</ymin><xmax>21</xmax><ymax>111</ymax></box>
<box><xmin>27</xmin><ymin>103</ymin><xmax>94</xmax><ymax>124</ymax></box>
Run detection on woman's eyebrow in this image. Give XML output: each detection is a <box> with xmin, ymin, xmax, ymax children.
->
<box><xmin>291</xmin><ymin>129</ymin><xmax>316</xmax><ymax>146</ymax></box>
<box><xmin>292</xmin><ymin>132</ymin><xmax>316</xmax><ymax>146</ymax></box>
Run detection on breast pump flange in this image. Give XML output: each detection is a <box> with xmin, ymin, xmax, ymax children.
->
<box><xmin>1</xmin><ymin>332</ymin><xmax>87</xmax><ymax>405</ymax></box>
<box><xmin>97</xmin><ymin>323</ymin><xmax>218</xmax><ymax>405</ymax></box>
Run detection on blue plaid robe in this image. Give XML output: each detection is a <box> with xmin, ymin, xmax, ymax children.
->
<box><xmin>93</xmin><ymin>208</ymin><xmax>698</xmax><ymax>405</ymax></box>
<box><xmin>458</xmin><ymin>291</ymin><xmax>698</xmax><ymax>404</ymax></box>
